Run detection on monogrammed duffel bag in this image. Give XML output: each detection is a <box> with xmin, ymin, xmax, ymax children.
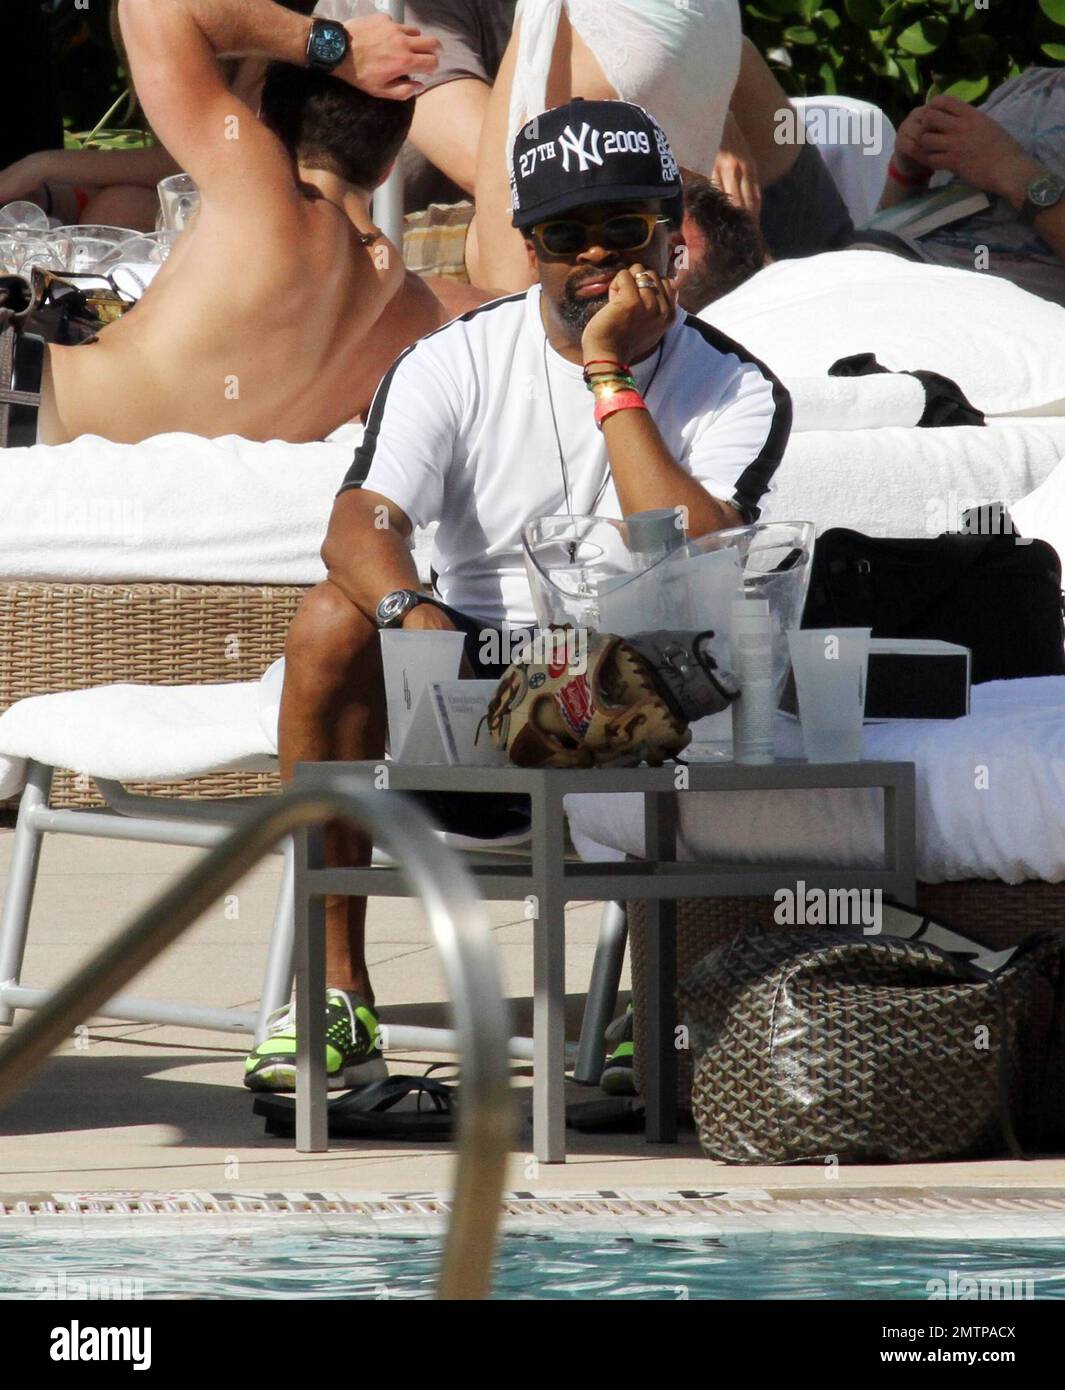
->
<box><xmin>678</xmin><ymin>926</ymin><xmax>1065</xmax><ymax>1164</ymax></box>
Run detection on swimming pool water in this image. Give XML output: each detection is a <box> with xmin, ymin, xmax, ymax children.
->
<box><xmin>4</xmin><ymin>1231</ymin><xmax>1065</xmax><ymax>1300</ymax></box>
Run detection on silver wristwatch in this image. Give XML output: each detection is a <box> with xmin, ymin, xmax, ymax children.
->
<box><xmin>1021</xmin><ymin>172</ymin><xmax>1065</xmax><ymax>226</ymax></box>
<box><xmin>374</xmin><ymin>589</ymin><xmax>442</xmax><ymax>629</ymax></box>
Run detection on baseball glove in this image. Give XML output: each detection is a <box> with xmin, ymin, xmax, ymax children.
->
<box><xmin>484</xmin><ymin>630</ymin><xmax>738</xmax><ymax>769</ymax></box>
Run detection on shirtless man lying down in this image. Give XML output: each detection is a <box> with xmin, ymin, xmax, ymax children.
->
<box><xmin>39</xmin><ymin>0</ymin><xmax>494</xmax><ymax>446</ymax></box>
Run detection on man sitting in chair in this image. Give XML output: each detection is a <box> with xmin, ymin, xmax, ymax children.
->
<box><xmin>245</xmin><ymin>98</ymin><xmax>791</xmax><ymax>1092</ymax></box>
<box><xmin>38</xmin><ymin>0</ymin><xmax>493</xmax><ymax>446</ymax></box>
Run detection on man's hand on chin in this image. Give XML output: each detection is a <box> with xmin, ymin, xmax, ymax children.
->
<box><xmin>581</xmin><ymin>263</ymin><xmax>678</xmax><ymax>367</ymax></box>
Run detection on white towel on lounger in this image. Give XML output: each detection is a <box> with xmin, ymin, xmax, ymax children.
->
<box><xmin>0</xmin><ymin>428</ymin><xmax>439</xmax><ymax>586</ymax></box>
<box><xmin>786</xmin><ymin>374</ymin><xmax>926</xmax><ymax>432</ymax></box>
<box><xmin>0</xmin><ymin>681</ymin><xmax>277</xmax><ymax>800</ymax></box>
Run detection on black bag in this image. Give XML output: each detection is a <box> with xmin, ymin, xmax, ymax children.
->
<box><xmin>803</xmin><ymin>527</ymin><xmax>1065</xmax><ymax>684</ymax></box>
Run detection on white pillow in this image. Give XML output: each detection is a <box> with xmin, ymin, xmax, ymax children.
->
<box><xmin>706</xmin><ymin>251</ymin><xmax>1065</xmax><ymax>417</ymax></box>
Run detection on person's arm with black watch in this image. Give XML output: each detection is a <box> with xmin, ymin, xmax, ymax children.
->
<box><xmin>118</xmin><ymin>0</ymin><xmax>437</xmax><ymax>101</ymax></box>
<box><xmin>322</xmin><ymin>487</ymin><xmax>459</xmax><ymax>635</ymax></box>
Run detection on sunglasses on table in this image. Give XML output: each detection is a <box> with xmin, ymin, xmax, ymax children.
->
<box><xmin>531</xmin><ymin>212</ymin><xmax>671</xmax><ymax>256</ymax></box>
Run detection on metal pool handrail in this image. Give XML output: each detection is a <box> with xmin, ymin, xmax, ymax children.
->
<box><xmin>0</xmin><ymin>783</ymin><xmax>516</xmax><ymax>1301</ymax></box>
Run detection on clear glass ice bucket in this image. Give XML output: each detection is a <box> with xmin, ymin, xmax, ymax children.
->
<box><xmin>522</xmin><ymin>516</ymin><xmax>816</xmax><ymax>755</ymax></box>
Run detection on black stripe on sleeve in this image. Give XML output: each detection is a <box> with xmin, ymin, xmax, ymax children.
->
<box><xmin>680</xmin><ymin>313</ymin><xmax>792</xmax><ymax>523</ymax></box>
<box><xmin>338</xmin><ymin>342</ymin><xmax>414</xmax><ymax>495</ymax></box>
<box><xmin>337</xmin><ymin>290</ymin><xmax>528</xmax><ymax>497</ymax></box>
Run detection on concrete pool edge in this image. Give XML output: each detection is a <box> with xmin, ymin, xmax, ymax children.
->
<box><xmin>1</xmin><ymin>1187</ymin><xmax>1065</xmax><ymax>1240</ymax></box>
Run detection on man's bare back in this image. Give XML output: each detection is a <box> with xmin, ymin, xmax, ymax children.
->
<box><xmin>40</xmin><ymin>188</ymin><xmax>493</xmax><ymax>446</ymax></box>
<box><xmin>38</xmin><ymin>0</ymin><xmax>496</xmax><ymax>447</ymax></box>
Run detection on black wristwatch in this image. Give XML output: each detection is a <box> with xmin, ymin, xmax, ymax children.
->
<box><xmin>1021</xmin><ymin>172</ymin><xmax>1065</xmax><ymax>226</ymax></box>
<box><xmin>375</xmin><ymin>589</ymin><xmax>446</xmax><ymax>629</ymax></box>
<box><xmin>306</xmin><ymin>17</ymin><xmax>350</xmax><ymax>73</ymax></box>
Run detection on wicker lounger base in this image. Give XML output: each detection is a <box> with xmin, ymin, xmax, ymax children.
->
<box><xmin>0</xmin><ymin>581</ymin><xmax>307</xmax><ymax>809</ymax></box>
<box><xmin>630</xmin><ymin>879</ymin><xmax>1065</xmax><ymax>1111</ymax></box>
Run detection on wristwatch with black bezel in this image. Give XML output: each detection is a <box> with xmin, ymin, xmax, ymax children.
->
<box><xmin>306</xmin><ymin>17</ymin><xmax>350</xmax><ymax>73</ymax></box>
<box><xmin>1021</xmin><ymin>172</ymin><xmax>1065</xmax><ymax>226</ymax></box>
<box><xmin>375</xmin><ymin>589</ymin><xmax>448</xmax><ymax>629</ymax></box>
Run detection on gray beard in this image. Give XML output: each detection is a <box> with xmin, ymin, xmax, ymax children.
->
<box><xmin>557</xmin><ymin>284</ymin><xmax>609</xmax><ymax>339</ymax></box>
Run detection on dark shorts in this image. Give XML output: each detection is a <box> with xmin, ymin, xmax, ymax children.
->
<box><xmin>432</xmin><ymin>601</ymin><xmax>533</xmax><ymax>682</ymax></box>
<box><xmin>760</xmin><ymin>140</ymin><xmax>856</xmax><ymax>260</ymax></box>
<box><xmin>397</xmin><ymin>0</ymin><xmax>517</xmax><ymax>214</ymax></box>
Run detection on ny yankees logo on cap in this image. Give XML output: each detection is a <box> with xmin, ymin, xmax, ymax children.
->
<box><xmin>557</xmin><ymin>122</ymin><xmax>604</xmax><ymax>173</ymax></box>
<box><xmin>510</xmin><ymin>97</ymin><xmax>684</xmax><ymax>231</ymax></box>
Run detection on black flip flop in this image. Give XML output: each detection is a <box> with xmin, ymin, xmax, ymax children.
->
<box><xmin>565</xmin><ymin>1097</ymin><xmax>646</xmax><ymax>1133</ymax></box>
<box><xmin>254</xmin><ymin>1075</ymin><xmax>457</xmax><ymax>1140</ymax></box>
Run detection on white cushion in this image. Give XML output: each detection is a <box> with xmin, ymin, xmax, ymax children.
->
<box><xmin>567</xmin><ymin>678</ymin><xmax>1065</xmax><ymax>884</ymax></box>
<box><xmin>0</xmin><ymin>681</ymin><xmax>276</xmax><ymax>799</ymax></box>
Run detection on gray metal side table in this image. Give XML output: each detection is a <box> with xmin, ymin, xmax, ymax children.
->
<box><xmin>291</xmin><ymin>759</ymin><xmax>916</xmax><ymax>1163</ymax></box>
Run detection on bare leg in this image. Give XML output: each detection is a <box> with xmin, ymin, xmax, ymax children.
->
<box><xmin>409</xmin><ymin>77</ymin><xmax>491</xmax><ymax>197</ymax></box>
<box><xmin>278</xmin><ymin>580</ymin><xmax>386</xmax><ymax>1004</ymax></box>
<box><xmin>728</xmin><ymin>37</ymin><xmax>803</xmax><ymax>188</ymax></box>
<box><xmin>80</xmin><ymin>184</ymin><xmax>160</xmax><ymax>232</ymax></box>
<box><xmin>466</xmin><ymin>11</ymin><xmax>618</xmax><ymax>292</ymax></box>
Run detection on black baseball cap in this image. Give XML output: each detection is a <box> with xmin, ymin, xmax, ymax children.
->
<box><xmin>510</xmin><ymin>97</ymin><xmax>684</xmax><ymax>231</ymax></box>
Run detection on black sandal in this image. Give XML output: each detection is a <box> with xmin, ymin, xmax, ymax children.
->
<box><xmin>254</xmin><ymin>1074</ymin><xmax>457</xmax><ymax>1140</ymax></box>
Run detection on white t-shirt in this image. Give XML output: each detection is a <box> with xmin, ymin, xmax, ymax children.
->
<box><xmin>341</xmin><ymin>285</ymin><xmax>790</xmax><ymax>624</ymax></box>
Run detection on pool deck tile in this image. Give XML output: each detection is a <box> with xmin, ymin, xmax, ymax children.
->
<box><xmin>3</xmin><ymin>830</ymin><xmax>1065</xmax><ymax>1215</ymax></box>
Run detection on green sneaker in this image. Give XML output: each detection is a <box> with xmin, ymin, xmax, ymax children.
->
<box><xmin>243</xmin><ymin>989</ymin><xmax>388</xmax><ymax>1093</ymax></box>
<box><xmin>600</xmin><ymin>1001</ymin><xmax>636</xmax><ymax>1097</ymax></box>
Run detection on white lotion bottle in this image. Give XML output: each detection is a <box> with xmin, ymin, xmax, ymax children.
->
<box><xmin>731</xmin><ymin>598</ymin><xmax>775</xmax><ymax>764</ymax></box>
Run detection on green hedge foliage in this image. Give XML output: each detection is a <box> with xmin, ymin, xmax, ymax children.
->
<box><xmin>742</xmin><ymin>0</ymin><xmax>1065</xmax><ymax>124</ymax></box>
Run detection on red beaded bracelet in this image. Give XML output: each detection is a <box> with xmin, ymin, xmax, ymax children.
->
<box><xmin>887</xmin><ymin>158</ymin><xmax>931</xmax><ymax>188</ymax></box>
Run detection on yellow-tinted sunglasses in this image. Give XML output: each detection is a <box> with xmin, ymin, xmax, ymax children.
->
<box><xmin>532</xmin><ymin>212</ymin><xmax>670</xmax><ymax>256</ymax></box>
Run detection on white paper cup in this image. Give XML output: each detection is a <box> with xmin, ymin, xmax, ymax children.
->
<box><xmin>379</xmin><ymin>628</ymin><xmax>466</xmax><ymax>759</ymax></box>
<box><xmin>787</xmin><ymin>627</ymin><xmax>871</xmax><ymax>763</ymax></box>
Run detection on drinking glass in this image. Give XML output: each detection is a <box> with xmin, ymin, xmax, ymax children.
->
<box><xmin>51</xmin><ymin>225</ymin><xmax>136</xmax><ymax>273</ymax></box>
<box><xmin>0</xmin><ymin>201</ymin><xmax>50</xmax><ymax>232</ymax></box>
<box><xmin>0</xmin><ymin>230</ymin><xmax>65</xmax><ymax>275</ymax></box>
<box><xmin>157</xmin><ymin>174</ymin><xmax>200</xmax><ymax>233</ymax></box>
